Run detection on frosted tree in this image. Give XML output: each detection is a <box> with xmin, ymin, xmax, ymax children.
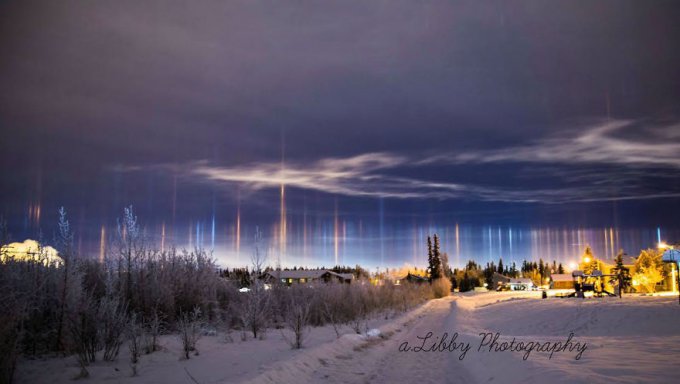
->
<box><xmin>116</xmin><ymin>206</ymin><xmax>144</xmax><ymax>308</ymax></box>
<box><xmin>55</xmin><ymin>207</ymin><xmax>75</xmax><ymax>351</ymax></box>
<box><xmin>238</xmin><ymin>227</ymin><xmax>270</xmax><ymax>339</ymax></box>
<box><xmin>582</xmin><ymin>246</ymin><xmax>601</xmax><ymax>274</ymax></box>
<box><xmin>633</xmin><ymin>249</ymin><xmax>665</xmax><ymax>293</ymax></box>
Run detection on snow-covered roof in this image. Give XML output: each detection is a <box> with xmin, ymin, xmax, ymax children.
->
<box><xmin>336</xmin><ymin>273</ymin><xmax>354</xmax><ymax>280</ymax></box>
<box><xmin>510</xmin><ymin>278</ymin><xmax>534</xmax><ymax>285</ymax></box>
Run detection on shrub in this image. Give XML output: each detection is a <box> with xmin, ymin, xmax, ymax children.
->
<box><xmin>431</xmin><ymin>278</ymin><xmax>452</xmax><ymax>298</ymax></box>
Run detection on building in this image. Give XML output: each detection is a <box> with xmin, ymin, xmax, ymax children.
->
<box><xmin>578</xmin><ymin>254</ymin><xmax>679</xmax><ymax>293</ymax></box>
<box><xmin>491</xmin><ymin>272</ymin><xmax>511</xmax><ymax>290</ymax></box>
<box><xmin>264</xmin><ymin>269</ymin><xmax>353</xmax><ymax>286</ymax></box>
<box><xmin>549</xmin><ymin>274</ymin><xmax>574</xmax><ymax>290</ymax></box>
<box><xmin>507</xmin><ymin>278</ymin><xmax>535</xmax><ymax>291</ymax></box>
<box><xmin>393</xmin><ymin>272</ymin><xmax>428</xmax><ymax>285</ymax></box>
<box><xmin>495</xmin><ymin>275</ymin><xmax>536</xmax><ymax>291</ymax></box>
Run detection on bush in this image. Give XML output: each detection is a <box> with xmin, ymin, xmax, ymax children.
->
<box><xmin>431</xmin><ymin>278</ymin><xmax>452</xmax><ymax>298</ymax></box>
<box><xmin>177</xmin><ymin>307</ymin><xmax>203</xmax><ymax>360</ymax></box>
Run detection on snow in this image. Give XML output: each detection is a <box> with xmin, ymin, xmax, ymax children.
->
<box><xmin>16</xmin><ymin>291</ymin><xmax>680</xmax><ymax>383</ymax></box>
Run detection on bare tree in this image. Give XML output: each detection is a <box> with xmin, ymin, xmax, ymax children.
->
<box><xmin>116</xmin><ymin>206</ymin><xmax>143</xmax><ymax>309</ymax></box>
<box><xmin>177</xmin><ymin>307</ymin><xmax>203</xmax><ymax>360</ymax></box>
<box><xmin>54</xmin><ymin>207</ymin><xmax>74</xmax><ymax>352</ymax></box>
<box><xmin>127</xmin><ymin>312</ymin><xmax>142</xmax><ymax>376</ymax></box>
<box><xmin>99</xmin><ymin>296</ymin><xmax>128</xmax><ymax>361</ymax></box>
<box><xmin>321</xmin><ymin>284</ymin><xmax>344</xmax><ymax>338</ymax></box>
<box><xmin>238</xmin><ymin>227</ymin><xmax>270</xmax><ymax>339</ymax></box>
<box><xmin>142</xmin><ymin>309</ymin><xmax>164</xmax><ymax>354</ymax></box>
<box><xmin>282</xmin><ymin>289</ymin><xmax>311</xmax><ymax>349</ymax></box>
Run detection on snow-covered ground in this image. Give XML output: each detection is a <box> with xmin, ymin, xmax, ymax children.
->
<box><xmin>16</xmin><ymin>291</ymin><xmax>680</xmax><ymax>383</ymax></box>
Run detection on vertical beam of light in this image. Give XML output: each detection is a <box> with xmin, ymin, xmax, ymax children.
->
<box><xmin>188</xmin><ymin>222</ymin><xmax>193</xmax><ymax>249</ymax></box>
<box><xmin>455</xmin><ymin>223</ymin><xmax>460</xmax><ymax>267</ymax></box>
<box><xmin>333</xmin><ymin>199</ymin><xmax>339</xmax><ymax>267</ymax></box>
<box><xmin>211</xmin><ymin>214</ymin><xmax>216</xmax><ymax>251</ymax></box>
<box><xmin>610</xmin><ymin>227</ymin><xmax>615</xmax><ymax>258</ymax></box>
<box><xmin>303</xmin><ymin>199</ymin><xmax>308</xmax><ymax>263</ymax></box>
<box><xmin>498</xmin><ymin>226</ymin><xmax>502</xmax><ymax>258</ymax></box>
<box><xmin>604</xmin><ymin>228</ymin><xmax>609</xmax><ymax>259</ymax></box>
<box><xmin>488</xmin><ymin>227</ymin><xmax>493</xmax><ymax>262</ymax></box>
<box><xmin>614</xmin><ymin>228</ymin><xmax>619</xmax><ymax>254</ymax></box>
<box><xmin>236</xmin><ymin>205</ymin><xmax>241</xmax><ymax>261</ymax></box>
<box><xmin>99</xmin><ymin>226</ymin><xmax>106</xmax><ymax>263</ymax></box>
<box><xmin>279</xmin><ymin>128</ymin><xmax>286</xmax><ymax>266</ymax></box>
<box><xmin>508</xmin><ymin>227</ymin><xmax>513</xmax><ymax>264</ymax></box>
<box><xmin>196</xmin><ymin>222</ymin><xmax>201</xmax><ymax>249</ymax></box>
<box><xmin>161</xmin><ymin>222</ymin><xmax>166</xmax><ymax>253</ymax></box>
<box><xmin>343</xmin><ymin>220</ymin><xmax>347</xmax><ymax>266</ymax></box>
<box><xmin>657</xmin><ymin>227</ymin><xmax>662</xmax><ymax>244</ymax></box>
<box><xmin>412</xmin><ymin>221</ymin><xmax>418</xmax><ymax>266</ymax></box>
<box><xmin>379</xmin><ymin>198</ymin><xmax>385</xmax><ymax>268</ymax></box>
<box><xmin>280</xmin><ymin>183</ymin><xmax>286</xmax><ymax>266</ymax></box>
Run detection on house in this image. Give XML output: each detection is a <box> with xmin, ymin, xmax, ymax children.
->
<box><xmin>264</xmin><ymin>269</ymin><xmax>353</xmax><ymax>286</ymax></box>
<box><xmin>507</xmin><ymin>278</ymin><xmax>535</xmax><ymax>291</ymax></box>
<box><xmin>392</xmin><ymin>272</ymin><xmax>428</xmax><ymax>286</ymax></box>
<box><xmin>491</xmin><ymin>272</ymin><xmax>511</xmax><ymax>290</ymax></box>
<box><xmin>494</xmin><ymin>274</ymin><xmax>535</xmax><ymax>291</ymax></box>
<box><xmin>578</xmin><ymin>255</ymin><xmax>679</xmax><ymax>293</ymax></box>
<box><xmin>549</xmin><ymin>274</ymin><xmax>574</xmax><ymax>290</ymax></box>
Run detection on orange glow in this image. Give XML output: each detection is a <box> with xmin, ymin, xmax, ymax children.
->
<box><xmin>99</xmin><ymin>226</ymin><xmax>106</xmax><ymax>263</ymax></box>
<box><xmin>280</xmin><ymin>183</ymin><xmax>287</xmax><ymax>263</ymax></box>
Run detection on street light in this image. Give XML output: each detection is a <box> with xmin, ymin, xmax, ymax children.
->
<box><xmin>658</xmin><ymin>242</ymin><xmax>680</xmax><ymax>305</ymax></box>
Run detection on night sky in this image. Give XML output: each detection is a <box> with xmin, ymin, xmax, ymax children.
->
<box><xmin>1</xmin><ymin>1</ymin><xmax>679</xmax><ymax>269</ymax></box>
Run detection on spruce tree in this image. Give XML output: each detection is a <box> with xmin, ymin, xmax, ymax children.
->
<box><xmin>429</xmin><ymin>234</ymin><xmax>443</xmax><ymax>280</ymax></box>
<box><xmin>427</xmin><ymin>236</ymin><xmax>434</xmax><ymax>280</ymax></box>
<box><xmin>611</xmin><ymin>249</ymin><xmax>632</xmax><ymax>294</ymax></box>
<box><xmin>497</xmin><ymin>258</ymin><xmax>504</xmax><ymax>275</ymax></box>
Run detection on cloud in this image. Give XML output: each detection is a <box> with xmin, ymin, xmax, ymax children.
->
<box><xmin>132</xmin><ymin>118</ymin><xmax>679</xmax><ymax>204</ymax></box>
<box><xmin>433</xmin><ymin>119</ymin><xmax>680</xmax><ymax>169</ymax></box>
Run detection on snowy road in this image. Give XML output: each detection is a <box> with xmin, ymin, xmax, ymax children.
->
<box><xmin>307</xmin><ymin>297</ymin><xmax>476</xmax><ymax>384</ymax></box>
<box><xmin>248</xmin><ymin>293</ymin><xmax>680</xmax><ymax>384</ymax></box>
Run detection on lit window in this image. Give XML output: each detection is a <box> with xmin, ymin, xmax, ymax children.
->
<box><xmin>300</xmin><ymin>278</ymin><xmax>306</xmax><ymax>283</ymax></box>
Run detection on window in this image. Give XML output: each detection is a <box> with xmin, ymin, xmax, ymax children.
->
<box><xmin>300</xmin><ymin>278</ymin><xmax>306</xmax><ymax>283</ymax></box>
